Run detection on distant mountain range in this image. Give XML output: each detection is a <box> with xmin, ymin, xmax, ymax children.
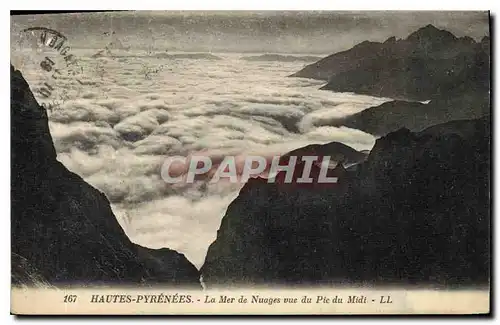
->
<box><xmin>155</xmin><ymin>53</ymin><xmax>223</xmax><ymax>60</ymax></box>
<box><xmin>289</xmin><ymin>24</ymin><xmax>490</xmax><ymax>137</ymax></box>
<box><xmin>241</xmin><ymin>54</ymin><xmax>322</xmax><ymax>62</ymax></box>
<box><xmin>291</xmin><ymin>24</ymin><xmax>490</xmax><ymax>102</ymax></box>
<box><xmin>91</xmin><ymin>51</ymin><xmax>223</xmax><ymax>61</ymax></box>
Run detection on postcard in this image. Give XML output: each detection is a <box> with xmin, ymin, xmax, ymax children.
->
<box><xmin>10</xmin><ymin>10</ymin><xmax>491</xmax><ymax>315</ymax></box>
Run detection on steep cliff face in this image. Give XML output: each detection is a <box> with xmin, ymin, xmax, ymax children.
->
<box><xmin>11</xmin><ymin>65</ymin><xmax>200</xmax><ymax>288</ymax></box>
<box><xmin>291</xmin><ymin>25</ymin><xmax>490</xmax><ymax>101</ymax></box>
<box><xmin>201</xmin><ymin>116</ymin><xmax>490</xmax><ymax>288</ymax></box>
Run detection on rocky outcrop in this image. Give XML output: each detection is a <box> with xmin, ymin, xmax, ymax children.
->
<box><xmin>282</xmin><ymin>141</ymin><xmax>367</xmax><ymax>164</ymax></box>
<box><xmin>328</xmin><ymin>90</ymin><xmax>490</xmax><ymax>136</ymax></box>
<box><xmin>291</xmin><ymin>25</ymin><xmax>490</xmax><ymax>101</ymax></box>
<box><xmin>11</xmin><ymin>65</ymin><xmax>201</xmax><ymax>288</ymax></box>
<box><xmin>266</xmin><ymin>141</ymin><xmax>367</xmax><ymax>191</ymax></box>
<box><xmin>201</xmin><ymin>116</ymin><xmax>490</xmax><ymax>288</ymax></box>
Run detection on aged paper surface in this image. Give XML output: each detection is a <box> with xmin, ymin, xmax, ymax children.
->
<box><xmin>10</xmin><ymin>11</ymin><xmax>491</xmax><ymax>315</ymax></box>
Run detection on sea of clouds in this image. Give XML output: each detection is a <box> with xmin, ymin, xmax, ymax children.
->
<box><xmin>11</xmin><ymin>48</ymin><xmax>389</xmax><ymax>268</ymax></box>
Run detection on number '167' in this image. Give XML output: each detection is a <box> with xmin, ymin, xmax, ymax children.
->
<box><xmin>64</xmin><ymin>294</ymin><xmax>77</xmax><ymax>303</ymax></box>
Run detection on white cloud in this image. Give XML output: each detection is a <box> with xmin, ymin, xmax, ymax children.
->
<box><xmin>50</xmin><ymin>100</ymin><xmax>120</xmax><ymax>124</ymax></box>
<box><xmin>51</xmin><ymin>122</ymin><xmax>122</xmax><ymax>153</ymax></box>
<box><xmin>114</xmin><ymin>109</ymin><xmax>171</xmax><ymax>141</ymax></box>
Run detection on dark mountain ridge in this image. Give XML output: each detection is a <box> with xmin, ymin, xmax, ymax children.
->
<box><xmin>11</xmin><ymin>65</ymin><xmax>201</xmax><ymax>288</ymax></box>
<box><xmin>201</xmin><ymin>116</ymin><xmax>490</xmax><ymax>288</ymax></box>
<box><xmin>327</xmin><ymin>90</ymin><xmax>490</xmax><ymax>136</ymax></box>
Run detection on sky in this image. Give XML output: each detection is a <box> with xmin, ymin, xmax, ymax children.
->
<box><xmin>11</xmin><ymin>11</ymin><xmax>490</xmax><ymax>54</ymax></box>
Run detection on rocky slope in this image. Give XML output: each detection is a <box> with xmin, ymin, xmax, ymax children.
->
<box><xmin>11</xmin><ymin>64</ymin><xmax>201</xmax><ymax>288</ymax></box>
<box><xmin>291</xmin><ymin>25</ymin><xmax>490</xmax><ymax>101</ymax></box>
<box><xmin>201</xmin><ymin>116</ymin><xmax>490</xmax><ymax>288</ymax></box>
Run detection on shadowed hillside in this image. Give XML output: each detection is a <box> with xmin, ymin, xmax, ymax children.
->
<box><xmin>201</xmin><ymin>116</ymin><xmax>490</xmax><ymax>288</ymax></box>
<box><xmin>11</xmin><ymin>64</ymin><xmax>201</xmax><ymax>288</ymax></box>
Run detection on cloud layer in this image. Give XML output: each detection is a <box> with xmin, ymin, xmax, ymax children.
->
<box><xmin>13</xmin><ymin>50</ymin><xmax>388</xmax><ymax>268</ymax></box>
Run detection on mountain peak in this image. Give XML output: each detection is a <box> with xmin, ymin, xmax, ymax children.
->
<box><xmin>422</xmin><ymin>24</ymin><xmax>440</xmax><ymax>31</ymax></box>
<box><xmin>407</xmin><ymin>24</ymin><xmax>457</xmax><ymax>43</ymax></box>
